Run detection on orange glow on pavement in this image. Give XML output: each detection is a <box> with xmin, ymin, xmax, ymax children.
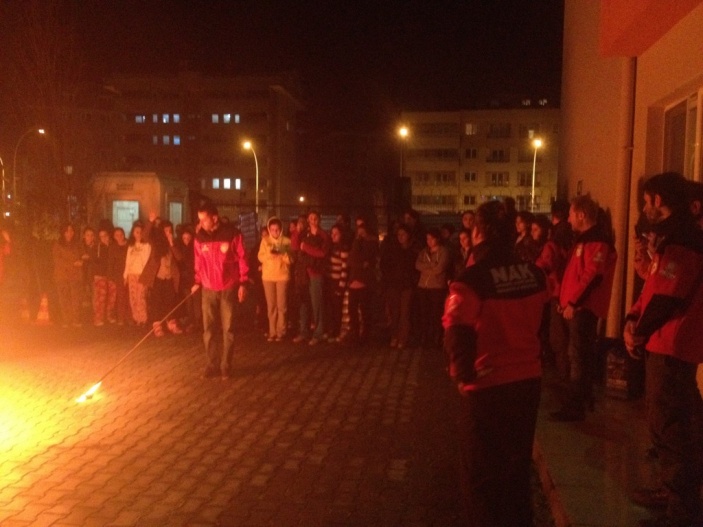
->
<box><xmin>76</xmin><ymin>381</ymin><xmax>102</xmax><ymax>403</ymax></box>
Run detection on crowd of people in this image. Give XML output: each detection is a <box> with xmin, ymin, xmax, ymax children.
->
<box><xmin>440</xmin><ymin>174</ymin><xmax>703</xmax><ymax>527</ymax></box>
<box><xmin>2</xmin><ymin>175</ymin><xmax>703</xmax><ymax>526</ymax></box>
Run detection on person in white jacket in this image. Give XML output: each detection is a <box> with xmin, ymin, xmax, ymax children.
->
<box><xmin>258</xmin><ymin>217</ymin><xmax>292</xmax><ymax>341</ymax></box>
<box><xmin>123</xmin><ymin>221</ymin><xmax>151</xmax><ymax>326</ymax></box>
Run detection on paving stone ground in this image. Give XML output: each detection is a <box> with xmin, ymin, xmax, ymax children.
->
<box><xmin>1</xmin><ymin>321</ymin><xmax>467</xmax><ymax>527</ymax></box>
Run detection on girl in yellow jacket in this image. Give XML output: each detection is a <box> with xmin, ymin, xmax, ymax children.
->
<box><xmin>258</xmin><ymin>217</ymin><xmax>292</xmax><ymax>341</ymax></box>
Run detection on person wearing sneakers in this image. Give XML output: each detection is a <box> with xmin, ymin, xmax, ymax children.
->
<box><xmin>258</xmin><ymin>217</ymin><xmax>292</xmax><ymax>342</ymax></box>
<box><xmin>191</xmin><ymin>202</ymin><xmax>249</xmax><ymax>380</ymax></box>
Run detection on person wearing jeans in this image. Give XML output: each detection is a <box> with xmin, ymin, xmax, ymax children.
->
<box><xmin>192</xmin><ymin>202</ymin><xmax>249</xmax><ymax>380</ymax></box>
<box><xmin>295</xmin><ymin>211</ymin><xmax>329</xmax><ymax>345</ymax></box>
<box><xmin>258</xmin><ymin>217</ymin><xmax>292</xmax><ymax>342</ymax></box>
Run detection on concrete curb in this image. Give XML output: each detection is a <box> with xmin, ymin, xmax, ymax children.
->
<box><xmin>533</xmin><ymin>440</ymin><xmax>571</xmax><ymax>527</ymax></box>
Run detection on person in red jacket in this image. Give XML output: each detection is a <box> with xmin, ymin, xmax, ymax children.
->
<box><xmin>551</xmin><ymin>194</ymin><xmax>617</xmax><ymax>421</ymax></box>
<box><xmin>624</xmin><ymin>172</ymin><xmax>703</xmax><ymax>527</ymax></box>
<box><xmin>443</xmin><ymin>200</ymin><xmax>548</xmax><ymax>527</ymax></box>
<box><xmin>294</xmin><ymin>210</ymin><xmax>329</xmax><ymax>345</ymax></box>
<box><xmin>191</xmin><ymin>202</ymin><xmax>249</xmax><ymax>380</ymax></box>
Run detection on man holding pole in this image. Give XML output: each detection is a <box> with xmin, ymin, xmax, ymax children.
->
<box><xmin>192</xmin><ymin>202</ymin><xmax>249</xmax><ymax>380</ymax></box>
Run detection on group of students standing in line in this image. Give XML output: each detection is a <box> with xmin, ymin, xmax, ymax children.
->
<box><xmin>252</xmin><ymin>201</ymin><xmax>580</xmax><ymax>357</ymax></box>
<box><xmin>51</xmin><ymin>213</ymin><xmax>200</xmax><ymax>337</ymax></box>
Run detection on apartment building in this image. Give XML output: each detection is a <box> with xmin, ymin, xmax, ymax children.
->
<box><xmin>401</xmin><ymin>105</ymin><xmax>560</xmax><ymax>214</ymax></box>
<box><xmin>106</xmin><ymin>71</ymin><xmax>303</xmax><ymax>220</ymax></box>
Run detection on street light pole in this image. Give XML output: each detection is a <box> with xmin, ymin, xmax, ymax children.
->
<box><xmin>530</xmin><ymin>138</ymin><xmax>543</xmax><ymax>213</ymax></box>
<box><xmin>398</xmin><ymin>126</ymin><xmax>409</xmax><ymax>178</ymax></box>
<box><xmin>242</xmin><ymin>140</ymin><xmax>259</xmax><ymax>217</ymax></box>
<box><xmin>12</xmin><ymin>127</ymin><xmax>45</xmax><ymax>208</ymax></box>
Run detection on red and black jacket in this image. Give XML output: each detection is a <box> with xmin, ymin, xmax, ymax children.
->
<box><xmin>626</xmin><ymin>215</ymin><xmax>703</xmax><ymax>363</ymax></box>
<box><xmin>442</xmin><ymin>242</ymin><xmax>548</xmax><ymax>392</ymax></box>
<box><xmin>559</xmin><ymin>225</ymin><xmax>617</xmax><ymax>319</ymax></box>
<box><xmin>194</xmin><ymin>223</ymin><xmax>249</xmax><ymax>291</ymax></box>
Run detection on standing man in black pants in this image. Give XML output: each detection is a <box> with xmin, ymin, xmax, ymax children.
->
<box><xmin>443</xmin><ymin>200</ymin><xmax>548</xmax><ymax>527</ymax></box>
<box><xmin>624</xmin><ymin>172</ymin><xmax>703</xmax><ymax>527</ymax></box>
<box><xmin>550</xmin><ymin>194</ymin><xmax>617</xmax><ymax>421</ymax></box>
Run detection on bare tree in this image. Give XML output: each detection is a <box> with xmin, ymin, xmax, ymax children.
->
<box><xmin>0</xmin><ymin>0</ymin><xmax>85</xmax><ymax>216</ymax></box>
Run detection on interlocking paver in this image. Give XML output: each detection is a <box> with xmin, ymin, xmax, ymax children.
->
<box><xmin>1</xmin><ymin>323</ymin><xmax>469</xmax><ymax>526</ymax></box>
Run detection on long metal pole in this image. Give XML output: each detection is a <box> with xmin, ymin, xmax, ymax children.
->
<box><xmin>531</xmin><ymin>146</ymin><xmax>537</xmax><ymax>213</ymax></box>
<box><xmin>399</xmin><ymin>144</ymin><xmax>403</xmax><ymax>178</ymax></box>
<box><xmin>252</xmin><ymin>147</ymin><xmax>259</xmax><ymax>217</ymax></box>
<box><xmin>76</xmin><ymin>289</ymin><xmax>198</xmax><ymax>402</ymax></box>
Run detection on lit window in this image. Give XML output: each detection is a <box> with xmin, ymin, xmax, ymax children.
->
<box><xmin>223</xmin><ymin>114</ymin><xmax>231</xmax><ymax>124</ymax></box>
<box><xmin>235</xmin><ymin>114</ymin><xmax>240</xmax><ymax>124</ymax></box>
<box><xmin>173</xmin><ymin>135</ymin><xmax>181</xmax><ymax>146</ymax></box>
<box><xmin>212</xmin><ymin>114</ymin><xmax>219</xmax><ymax>124</ymax></box>
<box><xmin>135</xmin><ymin>115</ymin><xmax>146</xmax><ymax>124</ymax></box>
<box><xmin>235</xmin><ymin>178</ymin><xmax>241</xmax><ymax>190</ymax></box>
<box><xmin>539</xmin><ymin>99</ymin><xmax>548</xmax><ymax>106</ymax></box>
<box><xmin>223</xmin><ymin>178</ymin><xmax>231</xmax><ymax>189</ymax></box>
<box><xmin>152</xmin><ymin>114</ymin><xmax>158</xmax><ymax>123</ymax></box>
<box><xmin>212</xmin><ymin>178</ymin><xmax>220</xmax><ymax>189</ymax></box>
<box><xmin>465</xmin><ymin>123</ymin><xmax>478</xmax><ymax>136</ymax></box>
<box><xmin>163</xmin><ymin>135</ymin><xmax>170</xmax><ymax>145</ymax></box>
<box><xmin>173</xmin><ymin>114</ymin><xmax>180</xmax><ymax>123</ymax></box>
<box><xmin>162</xmin><ymin>114</ymin><xmax>169</xmax><ymax>124</ymax></box>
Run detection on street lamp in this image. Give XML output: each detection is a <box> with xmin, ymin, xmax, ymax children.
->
<box><xmin>13</xmin><ymin>127</ymin><xmax>46</xmax><ymax>207</ymax></box>
<box><xmin>242</xmin><ymin>140</ymin><xmax>259</xmax><ymax>217</ymax></box>
<box><xmin>530</xmin><ymin>138</ymin><xmax>543</xmax><ymax>212</ymax></box>
<box><xmin>398</xmin><ymin>126</ymin><xmax>409</xmax><ymax>178</ymax></box>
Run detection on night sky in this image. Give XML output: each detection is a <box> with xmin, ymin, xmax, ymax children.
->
<box><xmin>75</xmin><ymin>0</ymin><xmax>565</xmax><ymax>132</ymax></box>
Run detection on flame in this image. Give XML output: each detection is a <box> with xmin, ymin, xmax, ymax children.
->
<box><xmin>76</xmin><ymin>382</ymin><xmax>102</xmax><ymax>403</ymax></box>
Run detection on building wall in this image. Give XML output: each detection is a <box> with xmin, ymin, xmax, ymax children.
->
<box><xmin>561</xmin><ymin>1</ymin><xmax>703</xmax><ymax>336</ymax></box>
<box><xmin>401</xmin><ymin>107</ymin><xmax>559</xmax><ymax>214</ymax></box>
<box><xmin>106</xmin><ymin>72</ymin><xmax>302</xmax><ymax>222</ymax></box>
